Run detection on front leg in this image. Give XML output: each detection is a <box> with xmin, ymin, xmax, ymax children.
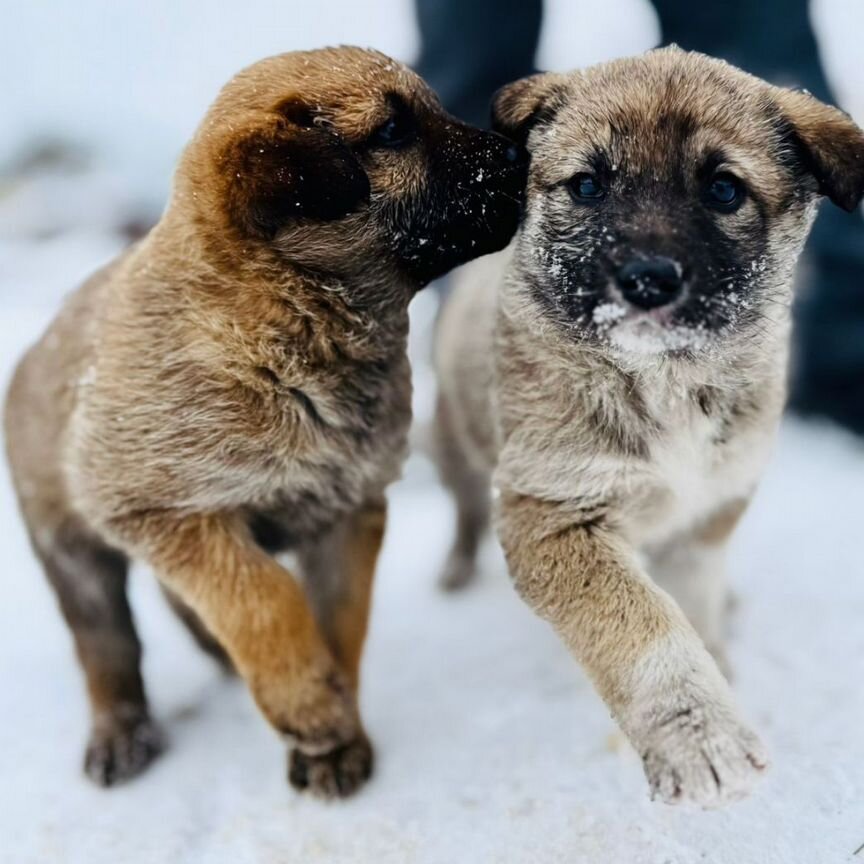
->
<box><xmin>289</xmin><ymin>501</ymin><xmax>387</xmax><ymax>796</ymax></box>
<box><xmin>497</xmin><ymin>492</ymin><xmax>767</xmax><ymax>807</ymax></box>
<box><xmin>298</xmin><ymin>501</ymin><xmax>386</xmax><ymax>691</ymax></box>
<box><xmin>112</xmin><ymin>511</ymin><xmax>366</xmax><ymax>797</ymax></box>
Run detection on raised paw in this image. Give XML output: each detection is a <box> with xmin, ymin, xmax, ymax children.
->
<box><xmin>288</xmin><ymin>734</ymin><xmax>374</xmax><ymax>799</ymax></box>
<box><xmin>640</xmin><ymin>703</ymin><xmax>767</xmax><ymax>807</ymax></box>
<box><xmin>84</xmin><ymin>707</ymin><xmax>163</xmax><ymax>787</ymax></box>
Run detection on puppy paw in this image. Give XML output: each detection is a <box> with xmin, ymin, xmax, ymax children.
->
<box><xmin>84</xmin><ymin>708</ymin><xmax>163</xmax><ymax>787</ymax></box>
<box><xmin>439</xmin><ymin>552</ymin><xmax>476</xmax><ymax>591</ymax></box>
<box><xmin>288</xmin><ymin>734</ymin><xmax>374</xmax><ymax>799</ymax></box>
<box><xmin>265</xmin><ymin>664</ymin><xmax>362</xmax><ymax>756</ymax></box>
<box><xmin>640</xmin><ymin>703</ymin><xmax>767</xmax><ymax>807</ymax></box>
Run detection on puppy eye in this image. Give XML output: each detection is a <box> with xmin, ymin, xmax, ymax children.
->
<box><xmin>568</xmin><ymin>172</ymin><xmax>606</xmax><ymax>202</ymax></box>
<box><xmin>370</xmin><ymin>110</ymin><xmax>415</xmax><ymax>149</ymax></box>
<box><xmin>705</xmin><ymin>172</ymin><xmax>746</xmax><ymax>212</ymax></box>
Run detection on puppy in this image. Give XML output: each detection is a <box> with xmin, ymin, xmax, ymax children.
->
<box><xmin>4</xmin><ymin>46</ymin><xmax>527</xmax><ymax>796</ymax></box>
<box><xmin>434</xmin><ymin>47</ymin><xmax>864</xmax><ymax>806</ymax></box>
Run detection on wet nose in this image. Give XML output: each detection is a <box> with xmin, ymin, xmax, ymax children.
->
<box><xmin>616</xmin><ymin>256</ymin><xmax>684</xmax><ymax>309</ymax></box>
<box><xmin>504</xmin><ymin>142</ymin><xmax>523</xmax><ymax>163</ymax></box>
<box><xmin>486</xmin><ymin>131</ymin><xmax>528</xmax><ymax>169</ymax></box>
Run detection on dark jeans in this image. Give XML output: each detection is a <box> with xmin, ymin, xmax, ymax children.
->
<box><xmin>415</xmin><ymin>0</ymin><xmax>864</xmax><ymax>434</ymax></box>
<box><xmin>415</xmin><ymin>0</ymin><xmax>542</xmax><ymax>128</ymax></box>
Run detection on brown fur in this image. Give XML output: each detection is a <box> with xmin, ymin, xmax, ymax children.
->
<box><xmin>298</xmin><ymin>502</ymin><xmax>387</xmax><ymax>691</ymax></box>
<box><xmin>497</xmin><ymin>491</ymin><xmax>678</xmax><ymax>709</ymax></box>
<box><xmin>4</xmin><ymin>46</ymin><xmax>526</xmax><ymax>795</ymax></box>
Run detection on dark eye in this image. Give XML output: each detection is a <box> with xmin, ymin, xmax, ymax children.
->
<box><xmin>705</xmin><ymin>172</ymin><xmax>746</xmax><ymax>212</ymax></box>
<box><xmin>568</xmin><ymin>172</ymin><xmax>606</xmax><ymax>202</ymax></box>
<box><xmin>370</xmin><ymin>110</ymin><xmax>415</xmax><ymax>149</ymax></box>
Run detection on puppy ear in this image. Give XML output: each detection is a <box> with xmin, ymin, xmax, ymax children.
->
<box><xmin>774</xmin><ymin>88</ymin><xmax>864</xmax><ymax>212</ymax></box>
<box><xmin>225</xmin><ymin>100</ymin><xmax>370</xmax><ymax>239</ymax></box>
<box><xmin>491</xmin><ymin>73</ymin><xmax>568</xmax><ymax>145</ymax></box>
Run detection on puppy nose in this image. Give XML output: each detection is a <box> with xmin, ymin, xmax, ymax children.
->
<box><xmin>504</xmin><ymin>143</ymin><xmax>522</xmax><ymax>163</ymax></box>
<box><xmin>487</xmin><ymin>131</ymin><xmax>528</xmax><ymax>168</ymax></box>
<box><xmin>616</xmin><ymin>256</ymin><xmax>684</xmax><ymax>309</ymax></box>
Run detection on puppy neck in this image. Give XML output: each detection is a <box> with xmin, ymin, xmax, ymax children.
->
<box><xmin>122</xmin><ymin>213</ymin><xmax>412</xmax><ymax>371</ymax></box>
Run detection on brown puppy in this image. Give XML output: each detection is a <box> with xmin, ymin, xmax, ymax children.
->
<box><xmin>4</xmin><ymin>46</ymin><xmax>527</xmax><ymax>796</ymax></box>
<box><xmin>434</xmin><ymin>48</ymin><xmax>864</xmax><ymax>806</ymax></box>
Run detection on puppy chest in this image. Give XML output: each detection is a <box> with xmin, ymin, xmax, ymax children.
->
<box><xmin>624</xmin><ymin>402</ymin><xmax>764</xmax><ymax>545</ymax></box>
<box><xmin>263</xmin><ymin>382</ymin><xmax>411</xmax><ymax>513</ymax></box>
<box><xmin>649</xmin><ymin>436</ymin><xmax>722</xmax><ymax>533</ymax></box>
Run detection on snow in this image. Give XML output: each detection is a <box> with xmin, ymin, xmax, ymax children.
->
<box><xmin>593</xmin><ymin>301</ymin><xmax>627</xmax><ymax>325</ymax></box>
<box><xmin>2</xmin><ymin>1</ymin><xmax>864</xmax><ymax>862</ymax></box>
<box><xmin>608</xmin><ymin>316</ymin><xmax>711</xmax><ymax>354</ymax></box>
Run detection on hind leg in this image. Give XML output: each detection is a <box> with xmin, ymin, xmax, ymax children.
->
<box><xmin>35</xmin><ymin>516</ymin><xmax>162</xmax><ymax>786</ymax></box>
<box><xmin>433</xmin><ymin>393</ymin><xmax>490</xmax><ymax>591</ymax></box>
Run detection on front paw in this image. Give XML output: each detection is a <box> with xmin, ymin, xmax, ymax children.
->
<box><xmin>639</xmin><ymin>702</ymin><xmax>767</xmax><ymax>807</ymax></box>
<box><xmin>288</xmin><ymin>734</ymin><xmax>374</xmax><ymax>799</ymax></box>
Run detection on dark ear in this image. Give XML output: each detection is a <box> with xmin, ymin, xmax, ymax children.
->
<box><xmin>225</xmin><ymin>101</ymin><xmax>370</xmax><ymax>239</ymax></box>
<box><xmin>491</xmin><ymin>72</ymin><xmax>568</xmax><ymax>145</ymax></box>
<box><xmin>775</xmin><ymin>87</ymin><xmax>864</xmax><ymax>212</ymax></box>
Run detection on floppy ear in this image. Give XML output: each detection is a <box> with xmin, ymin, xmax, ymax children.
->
<box><xmin>491</xmin><ymin>72</ymin><xmax>568</xmax><ymax>145</ymax></box>
<box><xmin>224</xmin><ymin>100</ymin><xmax>370</xmax><ymax>239</ymax></box>
<box><xmin>774</xmin><ymin>88</ymin><xmax>864</xmax><ymax>212</ymax></box>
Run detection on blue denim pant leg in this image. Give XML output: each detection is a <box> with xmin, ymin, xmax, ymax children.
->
<box><xmin>414</xmin><ymin>0</ymin><xmax>542</xmax><ymax>127</ymax></box>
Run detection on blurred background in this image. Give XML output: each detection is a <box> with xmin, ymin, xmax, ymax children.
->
<box><xmin>2</xmin><ymin>0</ymin><xmax>861</xmax><ymax>203</ymax></box>
<box><xmin>2</xmin><ymin>3</ymin><xmax>863</xmax><ymax>862</ymax></box>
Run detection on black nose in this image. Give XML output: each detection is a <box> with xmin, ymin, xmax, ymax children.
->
<box><xmin>616</xmin><ymin>256</ymin><xmax>684</xmax><ymax>309</ymax></box>
<box><xmin>487</xmin><ymin>131</ymin><xmax>528</xmax><ymax>168</ymax></box>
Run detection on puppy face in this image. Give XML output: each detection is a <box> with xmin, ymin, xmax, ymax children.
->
<box><xmin>494</xmin><ymin>48</ymin><xmax>864</xmax><ymax>356</ymax></box>
<box><xmin>180</xmin><ymin>46</ymin><xmax>527</xmax><ymax>288</ymax></box>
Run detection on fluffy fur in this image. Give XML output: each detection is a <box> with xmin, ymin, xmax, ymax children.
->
<box><xmin>434</xmin><ymin>47</ymin><xmax>864</xmax><ymax>806</ymax></box>
<box><xmin>4</xmin><ymin>46</ymin><xmax>527</xmax><ymax>796</ymax></box>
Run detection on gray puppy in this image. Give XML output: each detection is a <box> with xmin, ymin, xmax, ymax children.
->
<box><xmin>434</xmin><ymin>47</ymin><xmax>864</xmax><ymax>807</ymax></box>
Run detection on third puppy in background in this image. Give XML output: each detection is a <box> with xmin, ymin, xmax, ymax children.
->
<box><xmin>434</xmin><ymin>47</ymin><xmax>864</xmax><ymax>806</ymax></box>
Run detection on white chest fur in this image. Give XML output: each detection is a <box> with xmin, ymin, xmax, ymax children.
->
<box><xmin>493</xmin><ymin>352</ymin><xmax>781</xmax><ymax>552</ymax></box>
<box><xmin>621</xmin><ymin>385</ymin><xmax>775</xmax><ymax>548</ymax></box>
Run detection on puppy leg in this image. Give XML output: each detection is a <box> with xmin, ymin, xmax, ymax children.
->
<box><xmin>34</xmin><ymin>517</ymin><xmax>162</xmax><ymax>787</ymax></box>
<box><xmin>299</xmin><ymin>502</ymin><xmax>385</xmax><ymax>689</ymax></box>
<box><xmin>498</xmin><ymin>493</ymin><xmax>766</xmax><ymax>807</ymax></box>
<box><xmin>648</xmin><ymin>501</ymin><xmax>749</xmax><ymax>678</ymax></box>
<box><xmin>161</xmin><ymin>585</ymin><xmax>234</xmax><ymax>673</ymax></box>
<box><xmin>292</xmin><ymin>502</ymin><xmax>386</xmax><ymax>795</ymax></box>
<box><xmin>434</xmin><ymin>393</ymin><xmax>490</xmax><ymax>590</ymax></box>
<box><xmin>115</xmin><ymin>511</ymin><xmax>365</xmax><ymax>798</ymax></box>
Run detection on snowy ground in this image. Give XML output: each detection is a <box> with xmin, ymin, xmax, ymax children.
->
<box><xmin>3</xmin><ymin>2</ymin><xmax>864</xmax><ymax>862</ymax></box>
